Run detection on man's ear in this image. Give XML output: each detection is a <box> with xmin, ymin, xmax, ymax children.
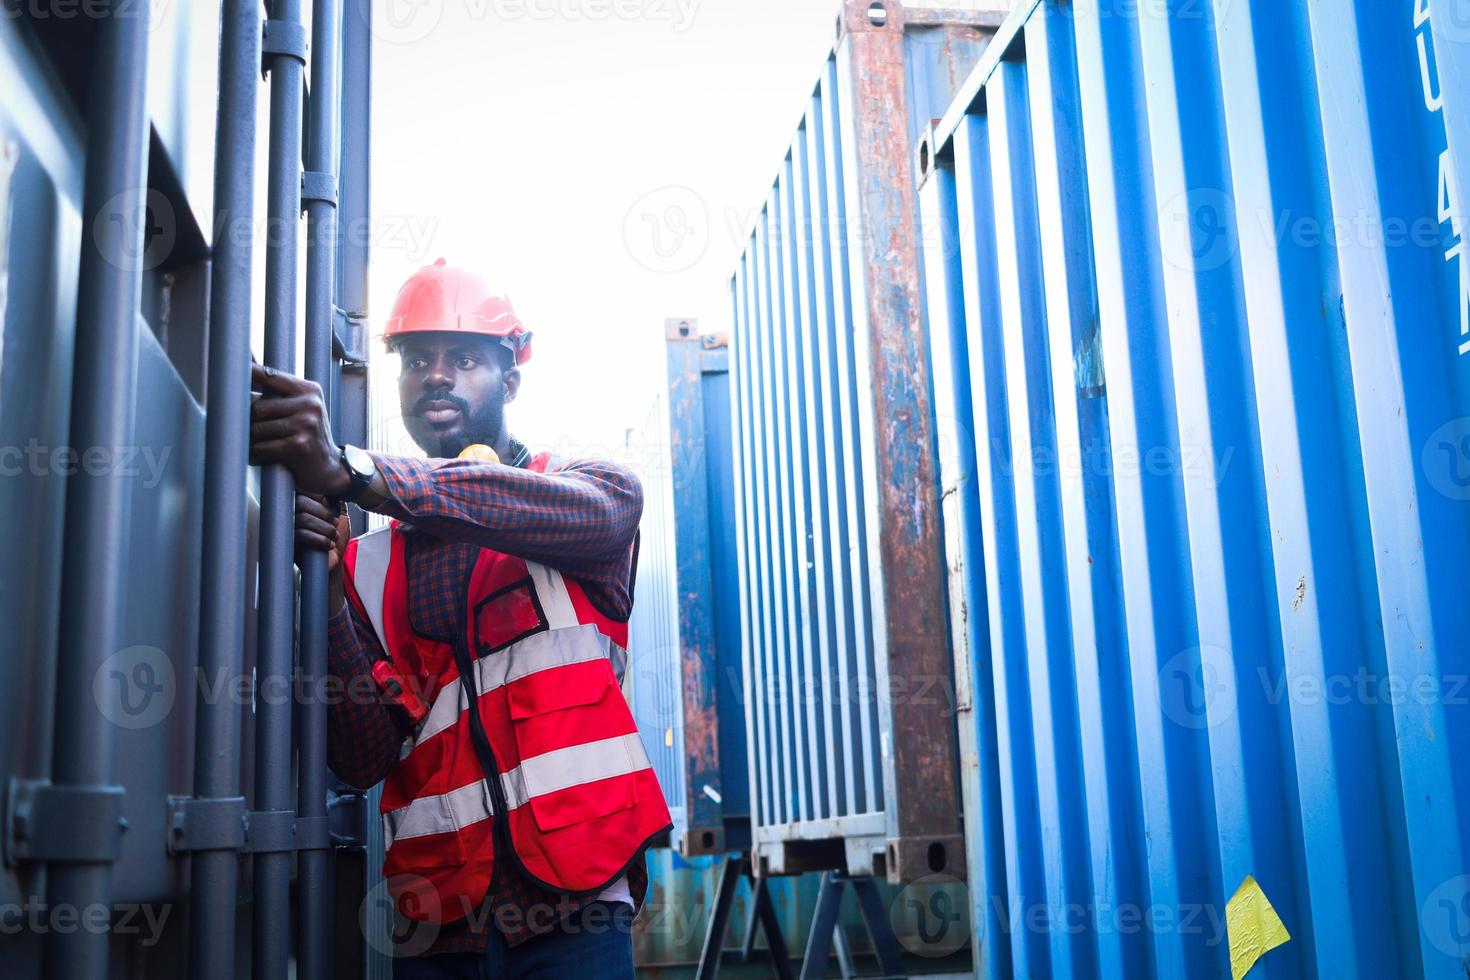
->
<box><xmin>502</xmin><ymin>367</ymin><xmax>522</xmax><ymax>404</ymax></box>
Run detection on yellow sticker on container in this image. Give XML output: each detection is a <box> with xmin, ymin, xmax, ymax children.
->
<box><xmin>1227</xmin><ymin>875</ymin><xmax>1291</xmax><ymax>980</ymax></box>
<box><xmin>664</xmin><ymin>727</ymin><xmax>674</xmax><ymax>748</ymax></box>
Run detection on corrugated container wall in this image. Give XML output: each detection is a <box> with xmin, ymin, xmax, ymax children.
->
<box><xmin>728</xmin><ymin>0</ymin><xmax>1000</xmax><ymax>884</ymax></box>
<box><xmin>629</xmin><ymin>385</ymin><xmax>689</xmax><ymax>834</ymax></box>
<box><xmin>915</xmin><ymin>0</ymin><xmax>1470</xmax><ymax>977</ymax></box>
<box><xmin>628</xmin><ymin>320</ymin><xmax>751</xmax><ymax>856</ymax></box>
<box><xmin>0</xmin><ymin>3</ymin><xmax>378</xmax><ymax>976</ymax></box>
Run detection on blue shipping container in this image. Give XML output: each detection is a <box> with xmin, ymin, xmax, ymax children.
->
<box><xmin>916</xmin><ymin>0</ymin><xmax>1470</xmax><ymax>977</ymax></box>
<box><xmin>628</xmin><ymin>320</ymin><xmax>751</xmax><ymax>856</ymax></box>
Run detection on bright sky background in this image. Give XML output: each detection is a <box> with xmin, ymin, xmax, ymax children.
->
<box><xmin>364</xmin><ymin>0</ymin><xmax>848</xmax><ymax>461</ymax></box>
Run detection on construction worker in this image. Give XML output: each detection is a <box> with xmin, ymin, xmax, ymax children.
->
<box><xmin>249</xmin><ymin>258</ymin><xmax>671</xmax><ymax>979</ymax></box>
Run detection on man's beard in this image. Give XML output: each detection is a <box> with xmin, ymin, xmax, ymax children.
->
<box><xmin>406</xmin><ymin>393</ymin><xmax>504</xmax><ymax>459</ymax></box>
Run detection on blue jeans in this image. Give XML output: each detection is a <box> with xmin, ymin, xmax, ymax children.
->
<box><xmin>392</xmin><ymin>902</ymin><xmax>636</xmax><ymax>980</ymax></box>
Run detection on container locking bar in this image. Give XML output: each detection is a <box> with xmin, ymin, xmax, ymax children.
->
<box><xmin>165</xmin><ymin>796</ymin><xmax>246</xmax><ymax>855</ymax></box>
<box><xmin>261</xmin><ymin>19</ymin><xmax>307</xmax><ymax>71</ymax></box>
<box><xmin>164</xmin><ymin>799</ymin><xmax>331</xmax><ymax>854</ymax></box>
<box><xmin>300</xmin><ymin>171</ymin><xmax>338</xmax><ymax>207</ymax></box>
<box><xmin>4</xmin><ymin>778</ymin><xmax>127</xmax><ymax>866</ymax></box>
<box><xmin>241</xmin><ymin>810</ymin><xmax>334</xmax><ymax>854</ymax></box>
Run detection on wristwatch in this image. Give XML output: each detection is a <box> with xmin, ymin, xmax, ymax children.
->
<box><xmin>339</xmin><ymin>444</ymin><xmax>377</xmax><ymax>502</ymax></box>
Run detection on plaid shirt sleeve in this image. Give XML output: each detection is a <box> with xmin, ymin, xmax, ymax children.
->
<box><xmin>365</xmin><ymin>453</ymin><xmax>644</xmax><ymax>618</ymax></box>
<box><xmin>326</xmin><ymin>602</ymin><xmax>411</xmax><ymax>790</ymax></box>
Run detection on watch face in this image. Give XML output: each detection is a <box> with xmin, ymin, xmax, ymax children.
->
<box><xmin>344</xmin><ymin>444</ymin><xmax>375</xmax><ymax>479</ymax></box>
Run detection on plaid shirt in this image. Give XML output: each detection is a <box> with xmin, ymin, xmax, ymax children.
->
<box><xmin>325</xmin><ymin>441</ymin><xmax>648</xmax><ymax>956</ymax></box>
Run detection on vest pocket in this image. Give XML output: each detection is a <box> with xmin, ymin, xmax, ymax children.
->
<box><xmin>505</xmin><ymin>661</ymin><xmax>639</xmax><ymax>833</ymax></box>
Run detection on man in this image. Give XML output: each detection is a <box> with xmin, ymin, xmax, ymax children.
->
<box><xmin>249</xmin><ymin>258</ymin><xmax>671</xmax><ymax>979</ymax></box>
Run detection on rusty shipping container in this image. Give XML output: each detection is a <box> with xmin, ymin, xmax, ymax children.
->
<box><xmin>727</xmin><ymin>0</ymin><xmax>1001</xmax><ymax>884</ymax></box>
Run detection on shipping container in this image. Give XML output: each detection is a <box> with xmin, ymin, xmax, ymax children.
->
<box><xmin>915</xmin><ymin>0</ymin><xmax>1470</xmax><ymax>978</ymax></box>
<box><xmin>0</xmin><ymin>2</ymin><xmax>378</xmax><ymax>977</ymax></box>
<box><xmin>629</xmin><ymin>319</ymin><xmax>752</xmax><ymax>857</ymax></box>
<box><xmin>728</xmin><ymin>0</ymin><xmax>1001</xmax><ymax>885</ymax></box>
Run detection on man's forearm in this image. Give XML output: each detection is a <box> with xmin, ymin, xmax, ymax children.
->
<box><xmin>326</xmin><ymin>604</ymin><xmax>410</xmax><ymax>790</ymax></box>
<box><xmin>357</xmin><ymin>453</ymin><xmax>643</xmax><ymax>581</ymax></box>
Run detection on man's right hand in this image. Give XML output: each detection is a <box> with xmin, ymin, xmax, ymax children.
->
<box><xmin>295</xmin><ymin>493</ymin><xmax>350</xmax><ymax>612</ymax></box>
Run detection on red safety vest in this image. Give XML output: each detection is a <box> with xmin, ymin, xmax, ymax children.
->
<box><xmin>341</xmin><ymin>454</ymin><xmax>671</xmax><ymax>924</ymax></box>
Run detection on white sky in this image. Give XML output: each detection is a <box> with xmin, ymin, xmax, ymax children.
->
<box><xmin>365</xmin><ymin>0</ymin><xmax>847</xmax><ymax>460</ymax></box>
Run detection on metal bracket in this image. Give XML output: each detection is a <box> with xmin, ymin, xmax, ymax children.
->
<box><xmin>165</xmin><ymin>795</ymin><xmax>246</xmax><ymax>855</ymax></box>
<box><xmin>241</xmin><ymin>809</ymin><xmax>296</xmax><ymax>855</ymax></box>
<box><xmin>301</xmin><ymin>170</ymin><xmax>338</xmax><ymax>208</ymax></box>
<box><xmin>261</xmin><ymin>19</ymin><xmax>308</xmax><ymax>73</ymax></box>
<box><xmin>333</xmin><ymin>306</ymin><xmax>369</xmax><ymax>364</ymax></box>
<box><xmin>329</xmin><ymin>792</ymin><xmax>369</xmax><ymax>848</ymax></box>
<box><xmin>295</xmin><ymin>815</ymin><xmax>332</xmax><ymax>852</ymax></box>
<box><xmin>4</xmin><ymin>778</ymin><xmax>127</xmax><ymax>866</ymax></box>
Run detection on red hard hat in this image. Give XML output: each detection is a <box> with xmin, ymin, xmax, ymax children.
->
<box><xmin>381</xmin><ymin>258</ymin><xmax>533</xmax><ymax>365</ymax></box>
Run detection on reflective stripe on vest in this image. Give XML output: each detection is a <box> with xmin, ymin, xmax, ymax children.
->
<box><xmin>348</xmin><ymin>526</ymin><xmax>394</xmax><ymax>654</ymax></box>
<box><xmin>384</xmin><ymin>780</ymin><xmax>493</xmax><ymax>850</ymax></box>
<box><xmin>383</xmin><ymin>732</ymin><xmax>653</xmax><ymax>849</ymax></box>
<box><xmin>399</xmin><ymin>624</ymin><xmax>626</xmax><ymax>760</ymax></box>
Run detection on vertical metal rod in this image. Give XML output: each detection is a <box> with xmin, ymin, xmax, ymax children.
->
<box><xmin>336</xmin><ymin>0</ymin><xmax>372</xmax><ymax>344</ymax></box>
<box><xmin>43</xmin><ymin>3</ymin><xmax>150</xmax><ymax>977</ymax></box>
<box><xmin>334</xmin><ymin>7</ymin><xmax>381</xmax><ymax>971</ymax></box>
<box><xmin>299</xmin><ymin>0</ymin><xmax>343</xmax><ymax>976</ymax></box>
<box><xmin>255</xmin><ymin>1</ymin><xmax>306</xmax><ymax>976</ymax></box>
<box><xmin>188</xmin><ymin>1</ymin><xmax>261</xmax><ymax>977</ymax></box>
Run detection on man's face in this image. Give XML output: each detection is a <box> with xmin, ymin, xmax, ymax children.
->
<box><xmin>396</xmin><ymin>332</ymin><xmax>521</xmax><ymax>458</ymax></box>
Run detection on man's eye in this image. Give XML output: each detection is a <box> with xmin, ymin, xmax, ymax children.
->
<box><xmin>456</xmin><ymin>356</ymin><xmax>477</xmax><ymax>370</ymax></box>
<box><xmin>408</xmin><ymin>359</ymin><xmax>428</xmax><ymax>370</ymax></box>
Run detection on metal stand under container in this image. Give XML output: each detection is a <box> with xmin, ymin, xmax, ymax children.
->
<box><xmin>727</xmin><ymin>0</ymin><xmax>1001</xmax><ymax>892</ymax></box>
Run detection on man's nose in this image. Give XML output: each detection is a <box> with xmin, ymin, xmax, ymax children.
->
<box><xmin>422</xmin><ymin>360</ymin><xmax>453</xmax><ymax>389</ymax></box>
